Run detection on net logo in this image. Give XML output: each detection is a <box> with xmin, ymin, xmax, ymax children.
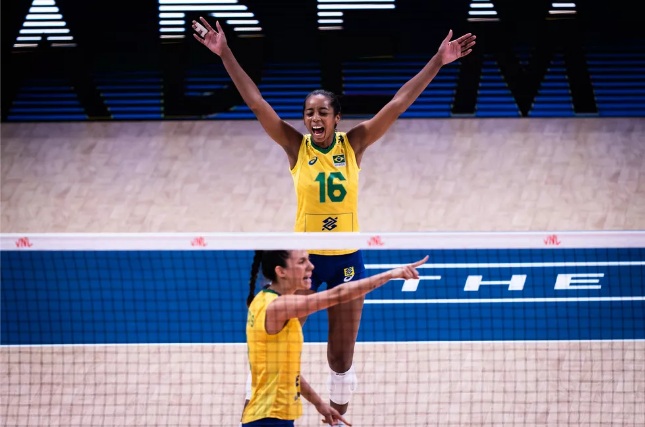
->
<box><xmin>367</xmin><ymin>235</ymin><xmax>384</xmax><ymax>247</ymax></box>
<box><xmin>15</xmin><ymin>237</ymin><xmax>33</xmax><ymax>248</ymax></box>
<box><xmin>322</xmin><ymin>216</ymin><xmax>338</xmax><ymax>231</ymax></box>
<box><xmin>544</xmin><ymin>234</ymin><xmax>561</xmax><ymax>246</ymax></box>
<box><xmin>190</xmin><ymin>237</ymin><xmax>207</xmax><ymax>247</ymax></box>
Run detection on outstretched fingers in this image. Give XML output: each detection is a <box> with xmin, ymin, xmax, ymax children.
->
<box><xmin>192</xmin><ymin>32</ymin><xmax>205</xmax><ymax>44</ymax></box>
<box><xmin>455</xmin><ymin>32</ymin><xmax>474</xmax><ymax>44</ymax></box>
<box><xmin>443</xmin><ymin>29</ymin><xmax>454</xmax><ymax>44</ymax></box>
<box><xmin>192</xmin><ymin>19</ymin><xmax>207</xmax><ymax>37</ymax></box>
<box><xmin>454</xmin><ymin>33</ymin><xmax>476</xmax><ymax>58</ymax></box>
<box><xmin>200</xmin><ymin>16</ymin><xmax>216</xmax><ymax>33</ymax></box>
<box><xmin>461</xmin><ymin>47</ymin><xmax>473</xmax><ymax>57</ymax></box>
<box><xmin>410</xmin><ymin>255</ymin><xmax>429</xmax><ymax>268</ymax></box>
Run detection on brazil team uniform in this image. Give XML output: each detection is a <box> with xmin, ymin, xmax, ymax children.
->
<box><xmin>242</xmin><ymin>290</ymin><xmax>303</xmax><ymax>426</ymax></box>
<box><xmin>290</xmin><ymin>131</ymin><xmax>366</xmax><ymax>290</ymax></box>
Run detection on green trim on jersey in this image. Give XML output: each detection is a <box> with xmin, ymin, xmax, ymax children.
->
<box><xmin>309</xmin><ymin>133</ymin><xmax>337</xmax><ymax>154</ymax></box>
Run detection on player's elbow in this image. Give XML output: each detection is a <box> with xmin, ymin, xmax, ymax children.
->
<box><xmin>247</xmin><ymin>97</ymin><xmax>270</xmax><ymax>114</ymax></box>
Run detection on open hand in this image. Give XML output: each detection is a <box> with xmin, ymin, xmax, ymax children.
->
<box><xmin>192</xmin><ymin>17</ymin><xmax>227</xmax><ymax>56</ymax></box>
<box><xmin>437</xmin><ymin>30</ymin><xmax>476</xmax><ymax>65</ymax></box>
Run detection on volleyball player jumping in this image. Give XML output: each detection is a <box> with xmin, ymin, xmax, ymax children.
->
<box><xmin>192</xmin><ymin>16</ymin><xmax>475</xmax><ymax>419</ymax></box>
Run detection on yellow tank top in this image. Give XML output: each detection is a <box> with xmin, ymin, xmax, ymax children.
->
<box><xmin>291</xmin><ymin>132</ymin><xmax>360</xmax><ymax>255</ymax></box>
<box><xmin>242</xmin><ymin>290</ymin><xmax>303</xmax><ymax>423</ymax></box>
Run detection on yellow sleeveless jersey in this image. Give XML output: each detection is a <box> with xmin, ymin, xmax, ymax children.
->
<box><xmin>242</xmin><ymin>290</ymin><xmax>303</xmax><ymax>423</ymax></box>
<box><xmin>291</xmin><ymin>132</ymin><xmax>360</xmax><ymax>255</ymax></box>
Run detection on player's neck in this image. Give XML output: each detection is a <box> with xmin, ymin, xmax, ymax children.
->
<box><xmin>266</xmin><ymin>283</ymin><xmax>290</xmax><ymax>296</ymax></box>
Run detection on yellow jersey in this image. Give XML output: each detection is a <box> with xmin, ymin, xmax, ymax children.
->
<box><xmin>242</xmin><ymin>289</ymin><xmax>303</xmax><ymax>423</ymax></box>
<box><xmin>291</xmin><ymin>132</ymin><xmax>360</xmax><ymax>255</ymax></box>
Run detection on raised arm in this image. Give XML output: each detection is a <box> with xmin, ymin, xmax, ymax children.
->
<box><xmin>192</xmin><ymin>17</ymin><xmax>302</xmax><ymax>163</ymax></box>
<box><xmin>266</xmin><ymin>256</ymin><xmax>429</xmax><ymax>328</ymax></box>
<box><xmin>347</xmin><ymin>30</ymin><xmax>476</xmax><ymax>162</ymax></box>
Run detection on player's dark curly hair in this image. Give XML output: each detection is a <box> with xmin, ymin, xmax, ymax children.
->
<box><xmin>247</xmin><ymin>250</ymin><xmax>291</xmax><ymax>307</ymax></box>
<box><xmin>303</xmin><ymin>89</ymin><xmax>342</xmax><ymax>116</ymax></box>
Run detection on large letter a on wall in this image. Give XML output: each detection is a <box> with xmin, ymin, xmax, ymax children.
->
<box><xmin>14</xmin><ymin>0</ymin><xmax>76</xmax><ymax>49</ymax></box>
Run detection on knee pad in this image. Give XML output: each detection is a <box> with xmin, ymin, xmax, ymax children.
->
<box><xmin>327</xmin><ymin>365</ymin><xmax>357</xmax><ymax>405</ymax></box>
<box><xmin>245</xmin><ymin>371</ymin><xmax>252</xmax><ymax>400</ymax></box>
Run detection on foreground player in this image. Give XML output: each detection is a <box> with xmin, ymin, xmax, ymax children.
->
<box><xmin>242</xmin><ymin>250</ymin><xmax>428</xmax><ymax>426</ymax></box>
<box><xmin>193</xmin><ymin>17</ymin><xmax>475</xmax><ymax>416</ymax></box>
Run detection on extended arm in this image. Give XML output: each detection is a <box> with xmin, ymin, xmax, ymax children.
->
<box><xmin>267</xmin><ymin>256</ymin><xmax>428</xmax><ymax>325</ymax></box>
<box><xmin>192</xmin><ymin>18</ymin><xmax>302</xmax><ymax>164</ymax></box>
<box><xmin>347</xmin><ymin>30</ymin><xmax>476</xmax><ymax>162</ymax></box>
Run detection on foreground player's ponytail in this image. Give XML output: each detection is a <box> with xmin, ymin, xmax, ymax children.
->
<box><xmin>247</xmin><ymin>250</ymin><xmax>263</xmax><ymax>307</ymax></box>
<box><xmin>247</xmin><ymin>250</ymin><xmax>291</xmax><ymax>307</ymax></box>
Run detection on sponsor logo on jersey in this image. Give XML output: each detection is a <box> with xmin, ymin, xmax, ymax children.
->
<box><xmin>343</xmin><ymin>266</ymin><xmax>355</xmax><ymax>282</ymax></box>
<box><xmin>308</xmin><ymin>156</ymin><xmax>318</xmax><ymax>165</ymax></box>
<box><xmin>333</xmin><ymin>154</ymin><xmax>346</xmax><ymax>167</ymax></box>
<box><xmin>322</xmin><ymin>216</ymin><xmax>338</xmax><ymax>231</ymax></box>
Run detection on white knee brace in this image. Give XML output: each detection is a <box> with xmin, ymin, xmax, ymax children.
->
<box><xmin>327</xmin><ymin>365</ymin><xmax>358</xmax><ymax>405</ymax></box>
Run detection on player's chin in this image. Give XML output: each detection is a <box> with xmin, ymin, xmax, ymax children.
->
<box><xmin>302</xmin><ymin>278</ymin><xmax>312</xmax><ymax>289</ymax></box>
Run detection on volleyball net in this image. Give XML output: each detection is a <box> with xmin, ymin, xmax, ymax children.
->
<box><xmin>2</xmin><ymin>231</ymin><xmax>644</xmax><ymax>426</ymax></box>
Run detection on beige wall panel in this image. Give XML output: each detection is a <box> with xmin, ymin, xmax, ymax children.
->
<box><xmin>2</xmin><ymin>118</ymin><xmax>644</xmax><ymax>233</ymax></box>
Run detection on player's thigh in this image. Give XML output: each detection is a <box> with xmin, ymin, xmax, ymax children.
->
<box><xmin>327</xmin><ymin>296</ymin><xmax>365</xmax><ymax>340</ymax></box>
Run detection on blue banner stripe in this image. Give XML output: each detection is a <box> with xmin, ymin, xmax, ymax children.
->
<box><xmin>2</xmin><ymin>248</ymin><xmax>643</xmax><ymax>345</ymax></box>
